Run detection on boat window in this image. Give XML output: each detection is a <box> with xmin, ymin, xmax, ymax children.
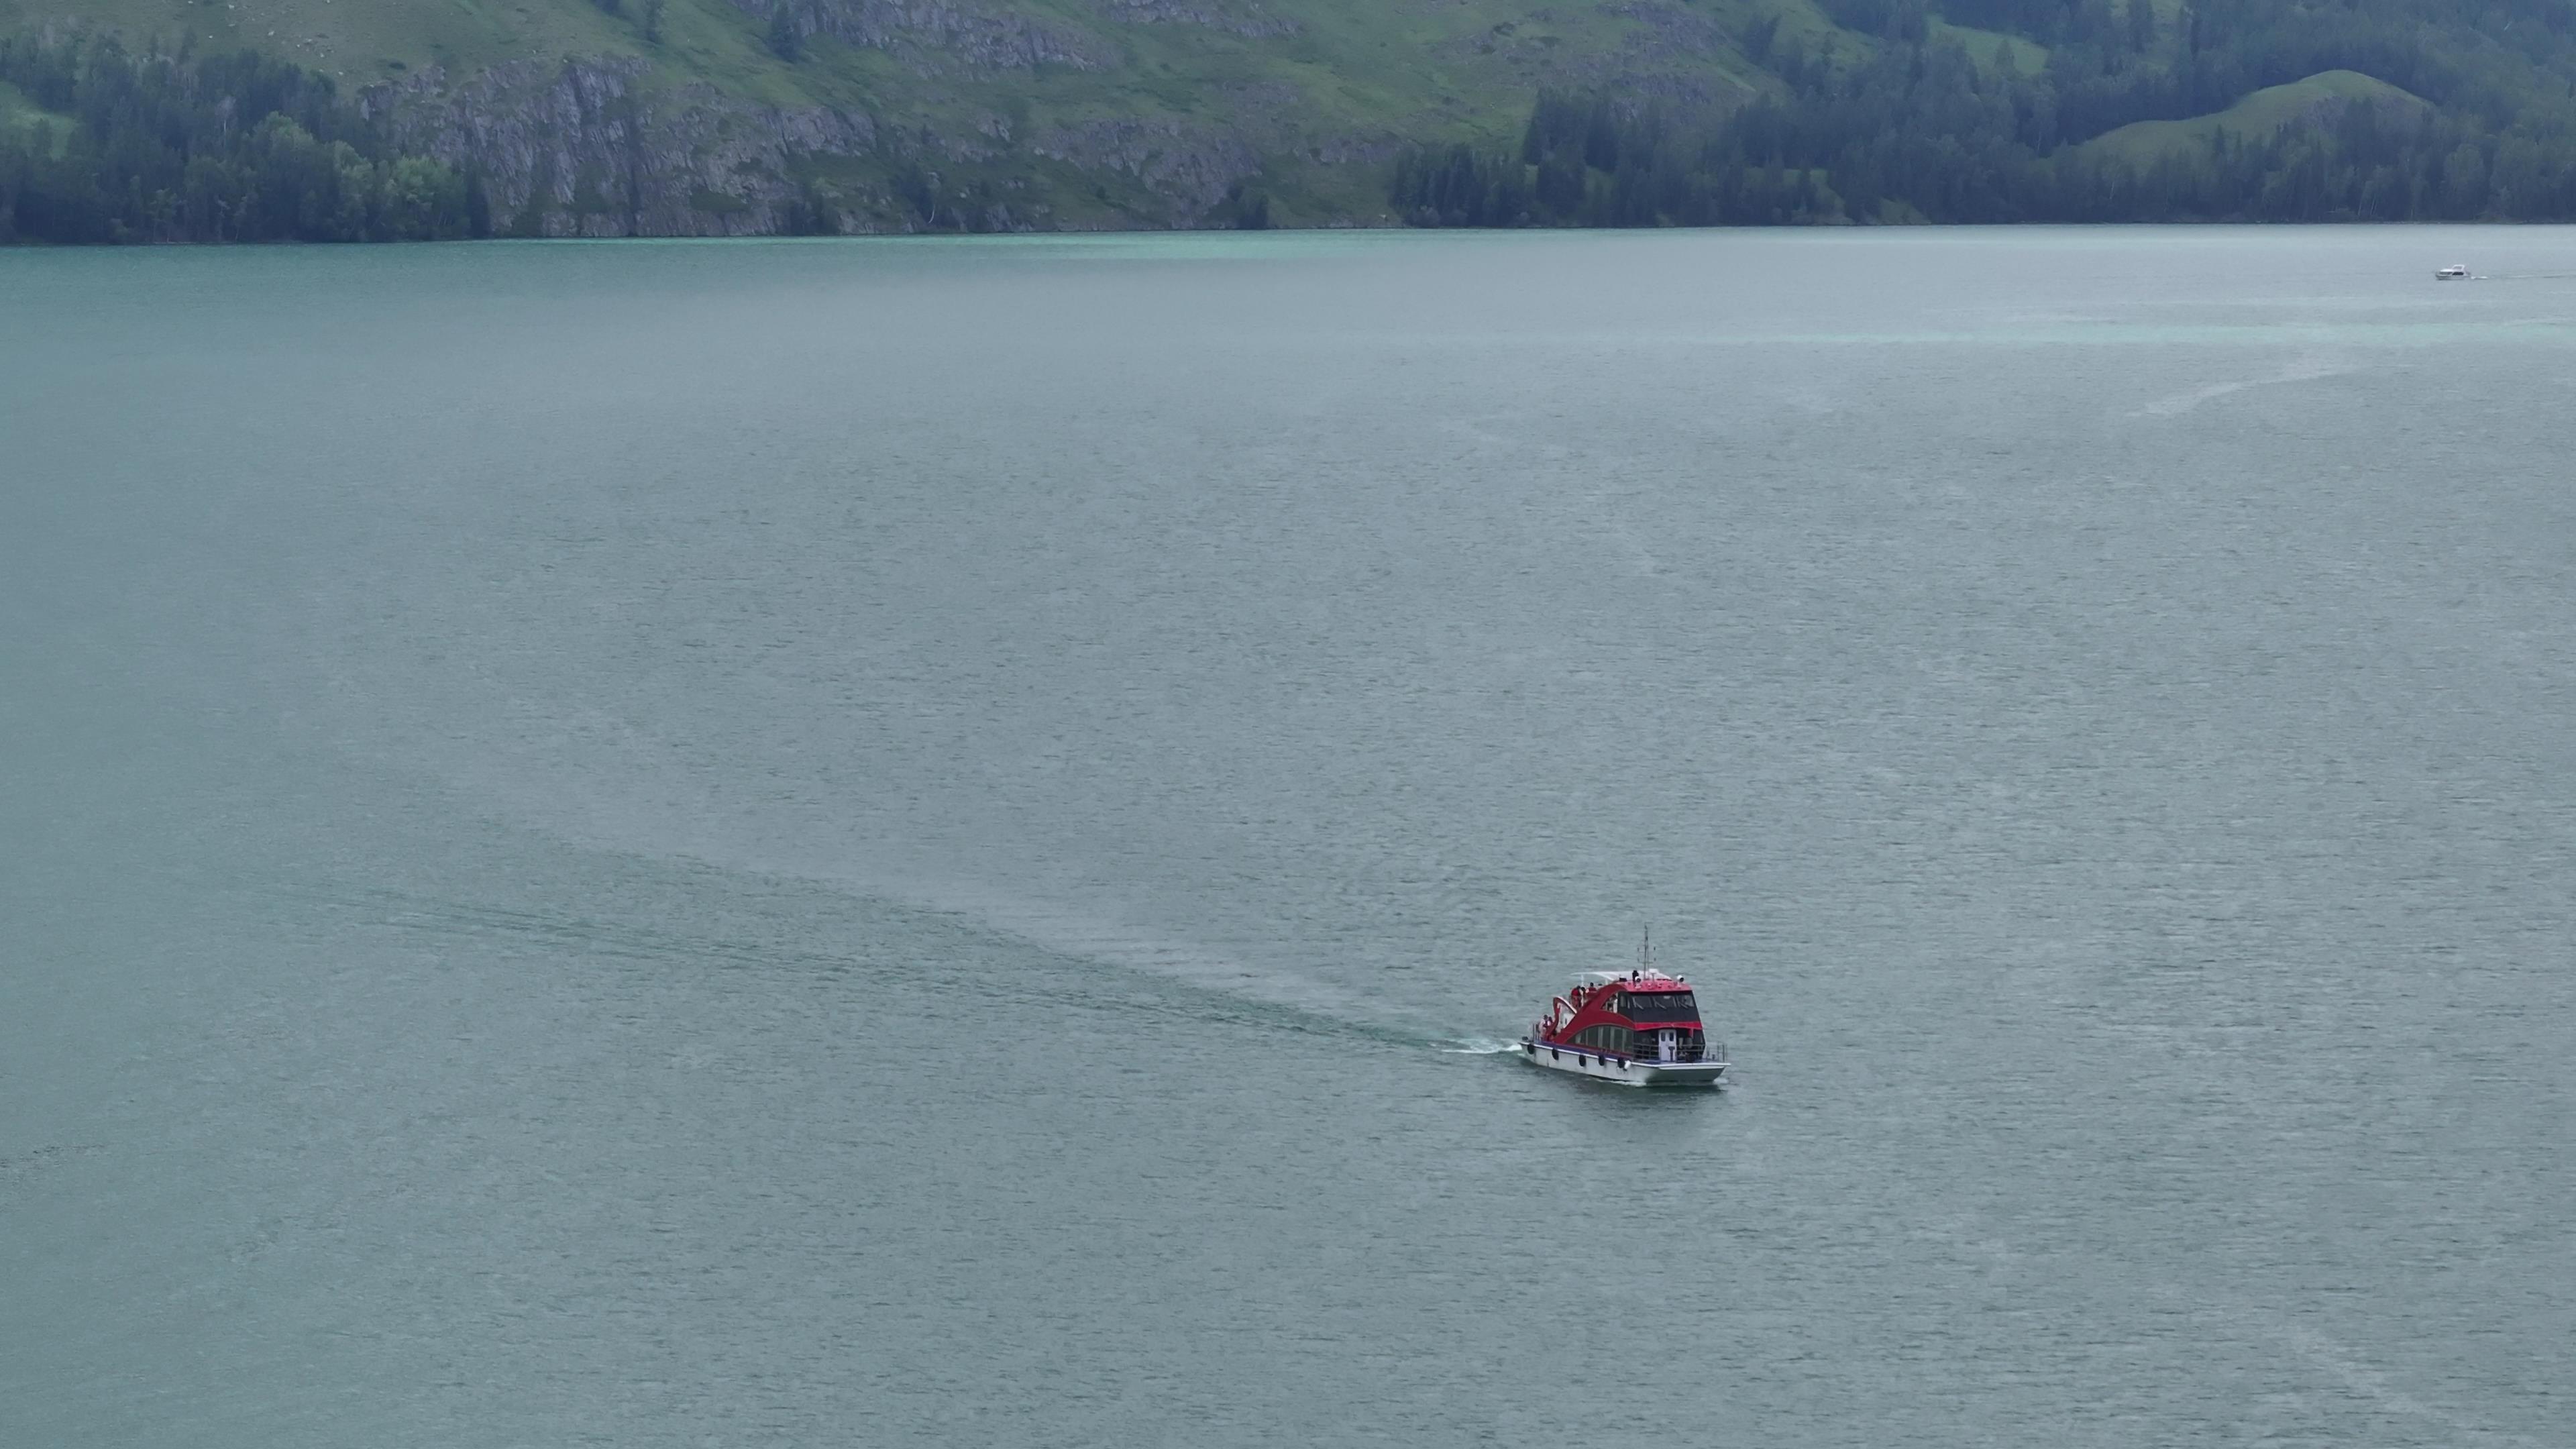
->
<box><xmin>1622</xmin><ymin>991</ymin><xmax>1698</xmax><ymax>1022</ymax></box>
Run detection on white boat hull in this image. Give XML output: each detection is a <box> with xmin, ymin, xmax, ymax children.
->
<box><xmin>1519</xmin><ymin>1037</ymin><xmax>1727</xmax><ymax>1088</ymax></box>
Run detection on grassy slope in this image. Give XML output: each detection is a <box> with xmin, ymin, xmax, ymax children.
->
<box><xmin>0</xmin><ymin>76</ymin><xmax>73</xmax><ymax>152</ymax></box>
<box><xmin>0</xmin><ymin>0</ymin><xmax>641</xmax><ymax>83</ymax></box>
<box><xmin>2078</xmin><ymin>69</ymin><xmax>2428</xmax><ymax>168</ymax></box>
<box><xmin>0</xmin><ymin>0</ymin><xmax>1782</xmax><ymax>136</ymax></box>
<box><xmin>1931</xmin><ymin>20</ymin><xmax>2045</xmax><ymax>76</ymax></box>
<box><xmin>0</xmin><ymin>75</ymin><xmax>51</xmax><ymax>121</ymax></box>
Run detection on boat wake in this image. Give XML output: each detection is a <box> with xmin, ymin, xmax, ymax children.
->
<box><xmin>339</xmin><ymin>740</ymin><xmax>1483</xmax><ymax>1057</ymax></box>
<box><xmin>845</xmin><ymin>870</ymin><xmax>1456</xmax><ymax>1046</ymax></box>
<box><xmin>2133</xmin><ymin>355</ymin><xmax>2351</xmax><ymax>417</ymax></box>
<box><xmin>1438</xmin><ymin>1036</ymin><xmax>1524</xmax><ymax>1055</ymax></box>
<box><xmin>299</xmin><ymin>857</ymin><xmax>1471</xmax><ymax>1057</ymax></box>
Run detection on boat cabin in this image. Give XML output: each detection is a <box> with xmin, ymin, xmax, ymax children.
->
<box><xmin>1538</xmin><ymin>969</ymin><xmax>1717</xmax><ymax>1065</ymax></box>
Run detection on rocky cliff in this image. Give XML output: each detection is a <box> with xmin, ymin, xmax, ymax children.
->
<box><xmin>32</xmin><ymin>0</ymin><xmax>1772</xmax><ymax>233</ymax></box>
<box><xmin>369</xmin><ymin>58</ymin><xmax>882</xmax><ymax>237</ymax></box>
<box><xmin>365</xmin><ymin>54</ymin><xmax>1291</xmax><ymax>234</ymax></box>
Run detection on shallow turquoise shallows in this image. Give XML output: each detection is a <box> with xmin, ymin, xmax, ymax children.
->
<box><xmin>5</xmin><ymin>227</ymin><xmax>2572</xmax><ymax>1446</ymax></box>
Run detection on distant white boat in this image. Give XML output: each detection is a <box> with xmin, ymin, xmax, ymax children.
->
<box><xmin>2436</xmin><ymin>264</ymin><xmax>2469</xmax><ymax>280</ymax></box>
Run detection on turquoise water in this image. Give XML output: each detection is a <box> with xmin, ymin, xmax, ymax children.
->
<box><xmin>5</xmin><ymin>227</ymin><xmax>2573</xmax><ymax>1445</ymax></box>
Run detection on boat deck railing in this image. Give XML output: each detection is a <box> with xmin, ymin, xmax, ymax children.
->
<box><xmin>1644</xmin><ymin>1032</ymin><xmax>1725</xmax><ymax>1067</ymax></box>
<box><xmin>1531</xmin><ymin>1036</ymin><xmax>1728</xmax><ymax>1069</ymax></box>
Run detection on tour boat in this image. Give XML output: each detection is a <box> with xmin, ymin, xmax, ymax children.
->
<box><xmin>2436</xmin><ymin>264</ymin><xmax>2469</xmax><ymax>280</ymax></box>
<box><xmin>1520</xmin><ymin>934</ymin><xmax>1727</xmax><ymax>1087</ymax></box>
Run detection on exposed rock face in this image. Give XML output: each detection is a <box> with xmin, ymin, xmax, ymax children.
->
<box><xmin>1091</xmin><ymin>0</ymin><xmax>1300</xmax><ymax>40</ymax></box>
<box><xmin>364</xmin><ymin>50</ymin><xmax>1301</xmax><ymax>235</ymax></box>
<box><xmin>1028</xmin><ymin>117</ymin><xmax>1264</xmax><ymax>223</ymax></box>
<box><xmin>737</xmin><ymin>0</ymin><xmax>1301</xmax><ymax>74</ymax></box>
<box><xmin>1428</xmin><ymin>3</ymin><xmax>1754</xmax><ymax>109</ymax></box>
<box><xmin>1596</xmin><ymin>1</ymin><xmax>1756</xmax><ymax>107</ymax></box>
<box><xmin>368</xmin><ymin>58</ymin><xmax>878</xmax><ymax>236</ymax></box>
<box><xmin>743</xmin><ymin>0</ymin><xmax>1108</xmax><ymax>74</ymax></box>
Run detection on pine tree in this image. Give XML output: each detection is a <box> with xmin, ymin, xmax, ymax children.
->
<box><xmin>766</xmin><ymin>4</ymin><xmax>803</xmax><ymax>62</ymax></box>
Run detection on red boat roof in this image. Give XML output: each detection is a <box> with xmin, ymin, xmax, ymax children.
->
<box><xmin>1538</xmin><ymin>967</ymin><xmax>1703</xmax><ymax>1044</ymax></box>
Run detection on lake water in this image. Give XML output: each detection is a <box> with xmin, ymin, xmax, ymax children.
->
<box><xmin>5</xmin><ymin>227</ymin><xmax>2573</xmax><ymax>1446</ymax></box>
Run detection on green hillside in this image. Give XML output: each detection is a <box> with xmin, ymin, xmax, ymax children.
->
<box><xmin>1393</xmin><ymin>0</ymin><xmax>2576</xmax><ymax>227</ymax></box>
<box><xmin>7</xmin><ymin>0</ymin><xmax>2576</xmax><ymax>237</ymax></box>
<box><xmin>0</xmin><ymin>0</ymin><xmax>1787</xmax><ymax>227</ymax></box>
<box><xmin>0</xmin><ymin>0</ymin><xmax>648</xmax><ymax>78</ymax></box>
<box><xmin>1929</xmin><ymin>19</ymin><xmax>2048</xmax><ymax>76</ymax></box>
<box><xmin>2080</xmin><ymin>68</ymin><xmax>2427</xmax><ymax>167</ymax></box>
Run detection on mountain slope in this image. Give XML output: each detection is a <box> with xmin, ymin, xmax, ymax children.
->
<box><xmin>1395</xmin><ymin>0</ymin><xmax>2576</xmax><ymax>226</ymax></box>
<box><xmin>0</xmin><ymin>0</ymin><xmax>1794</xmax><ymax>231</ymax></box>
<box><xmin>5</xmin><ymin>0</ymin><xmax>2576</xmax><ymax>235</ymax></box>
<box><xmin>2078</xmin><ymin>68</ymin><xmax>2428</xmax><ymax>168</ymax></box>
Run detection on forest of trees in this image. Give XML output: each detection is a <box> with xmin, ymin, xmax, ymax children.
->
<box><xmin>1</xmin><ymin>34</ymin><xmax>485</xmax><ymax>244</ymax></box>
<box><xmin>1393</xmin><ymin>0</ymin><xmax>2576</xmax><ymax>225</ymax></box>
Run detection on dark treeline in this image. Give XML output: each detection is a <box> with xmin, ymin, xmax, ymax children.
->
<box><xmin>1392</xmin><ymin>0</ymin><xmax>2576</xmax><ymax>225</ymax></box>
<box><xmin>1</xmin><ymin>32</ymin><xmax>484</xmax><ymax>243</ymax></box>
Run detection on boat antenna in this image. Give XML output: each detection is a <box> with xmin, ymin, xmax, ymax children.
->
<box><xmin>1641</xmin><ymin>925</ymin><xmax>1653</xmax><ymax>975</ymax></box>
